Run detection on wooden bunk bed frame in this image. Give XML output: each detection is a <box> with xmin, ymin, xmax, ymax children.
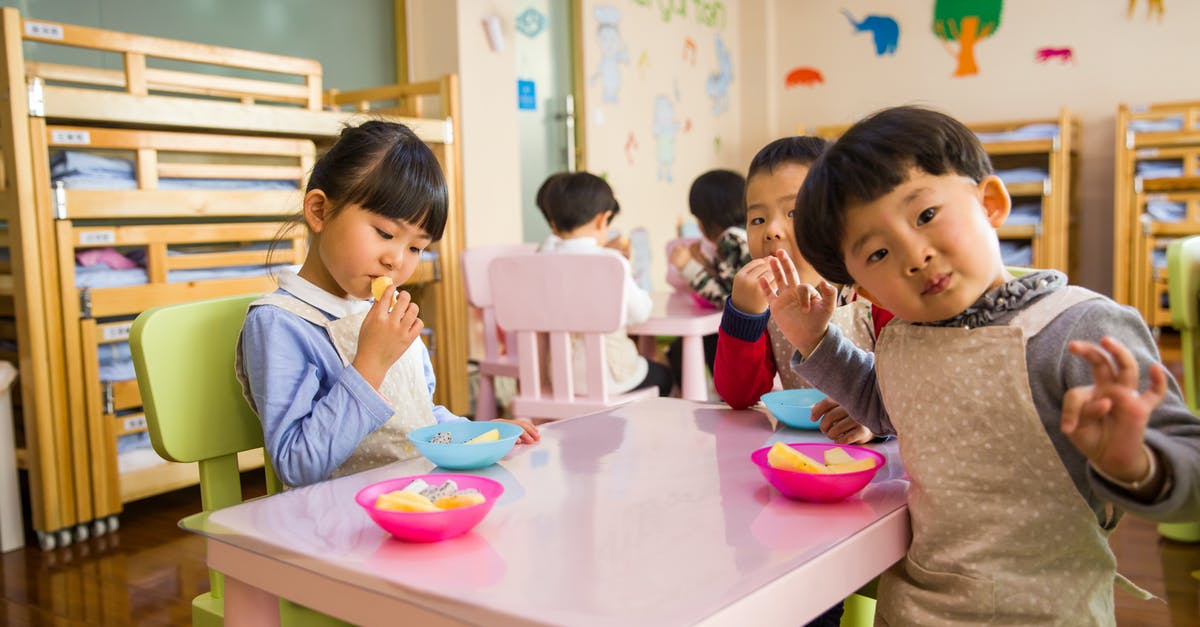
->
<box><xmin>0</xmin><ymin>7</ymin><xmax>467</xmax><ymax>549</ymax></box>
<box><xmin>808</xmin><ymin>108</ymin><xmax>1079</xmax><ymax>275</ymax></box>
<box><xmin>1115</xmin><ymin>100</ymin><xmax>1200</xmax><ymax>326</ymax></box>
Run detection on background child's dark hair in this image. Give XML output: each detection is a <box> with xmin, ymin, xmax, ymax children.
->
<box><xmin>688</xmin><ymin>169</ymin><xmax>746</xmax><ymax>240</ymax></box>
<box><xmin>308</xmin><ymin>120</ymin><xmax>448</xmax><ymax>241</ymax></box>
<box><xmin>540</xmin><ymin>172</ymin><xmax>620</xmax><ymax>233</ymax></box>
<box><xmin>795</xmin><ymin>106</ymin><xmax>994</xmax><ymax>284</ymax></box>
<box><xmin>535</xmin><ymin>171</ymin><xmax>568</xmax><ymax>228</ymax></box>
<box><xmin>746</xmin><ymin>136</ymin><xmax>828</xmax><ymax>181</ymax></box>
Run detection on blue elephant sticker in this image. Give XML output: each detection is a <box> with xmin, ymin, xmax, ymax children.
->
<box><xmin>842</xmin><ymin>9</ymin><xmax>899</xmax><ymax>56</ymax></box>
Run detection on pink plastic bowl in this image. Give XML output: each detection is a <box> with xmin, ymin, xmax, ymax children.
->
<box><xmin>355</xmin><ymin>473</ymin><xmax>505</xmax><ymax>542</ymax></box>
<box><xmin>750</xmin><ymin>443</ymin><xmax>885</xmax><ymax>503</ymax></box>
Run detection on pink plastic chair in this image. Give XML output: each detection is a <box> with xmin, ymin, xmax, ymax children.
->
<box><xmin>461</xmin><ymin>243</ymin><xmax>537</xmax><ymax>421</ymax></box>
<box><xmin>489</xmin><ymin>252</ymin><xmax>657</xmax><ymax>421</ymax></box>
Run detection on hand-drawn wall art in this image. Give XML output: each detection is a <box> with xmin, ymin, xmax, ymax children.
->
<box><xmin>683</xmin><ymin>37</ymin><xmax>697</xmax><ymax>65</ymax></box>
<box><xmin>625</xmin><ymin>132</ymin><xmax>638</xmax><ymax>164</ymax></box>
<box><xmin>637</xmin><ymin>51</ymin><xmax>650</xmax><ymax>78</ymax></box>
<box><xmin>1035</xmin><ymin>46</ymin><xmax>1074</xmax><ymax>64</ymax></box>
<box><xmin>630</xmin><ymin>0</ymin><xmax>727</xmax><ymax>29</ymax></box>
<box><xmin>933</xmin><ymin>0</ymin><xmax>1003</xmax><ymax>77</ymax></box>
<box><xmin>841</xmin><ymin>9</ymin><xmax>899</xmax><ymax>56</ymax></box>
<box><xmin>706</xmin><ymin>33</ymin><xmax>732</xmax><ymax>116</ymax></box>
<box><xmin>515</xmin><ymin>7</ymin><xmax>547</xmax><ymax>38</ymax></box>
<box><xmin>653</xmin><ymin>95</ymin><xmax>679</xmax><ymax>182</ymax></box>
<box><xmin>591</xmin><ymin>5</ymin><xmax>629</xmax><ymax>104</ymax></box>
<box><xmin>785</xmin><ymin>66</ymin><xmax>824</xmax><ymax>88</ymax></box>
<box><xmin>1127</xmin><ymin>0</ymin><xmax>1165</xmax><ymax>20</ymax></box>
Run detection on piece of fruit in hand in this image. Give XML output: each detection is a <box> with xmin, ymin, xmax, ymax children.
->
<box><xmin>371</xmin><ymin>276</ymin><xmax>393</xmax><ymax>301</ymax></box>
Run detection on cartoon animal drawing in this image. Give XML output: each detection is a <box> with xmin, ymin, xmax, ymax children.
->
<box><xmin>1128</xmin><ymin>0</ymin><xmax>1165</xmax><ymax>20</ymax></box>
<box><xmin>682</xmin><ymin>37</ymin><xmax>697</xmax><ymax>65</ymax></box>
<box><xmin>785</xmin><ymin>66</ymin><xmax>824</xmax><ymax>88</ymax></box>
<box><xmin>706</xmin><ymin>33</ymin><xmax>733</xmax><ymax>116</ymax></box>
<box><xmin>652</xmin><ymin>96</ymin><xmax>679</xmax><ymax>182</ymax></box>
<box><xmin>841</xmin><ymin>9</ymin><xmax>899</xmax><ymax>56</ymax></box>
<box><xmin>624</xmin><ymin>132</ymin><xmax>638</xmax><ymax>165</ymax></box>
<box><xmin>1035</xmin><ymin>46</ymin><xmax>1074</xmax><ymax>64</ymax></box>
<box><xmin>590</xmin><ymin>5</ymin><xmax>629</xmax><ymax>104</ymax></box>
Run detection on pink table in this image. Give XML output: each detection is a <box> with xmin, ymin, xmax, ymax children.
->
<box><xmin>627</xmin><ymin>292</ymin><xmax>722</xmax><ymax>401</ymax></box>
<box><xmin>182</xmin><ymin>398</ymin><xmax>910</xmax><ymax>626</ymax></box>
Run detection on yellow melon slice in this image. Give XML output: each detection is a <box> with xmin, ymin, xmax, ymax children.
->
<box><xmin>823</xmin><ymin>448</ymin><xmax>855</xmax><ymax>466</ymax></box>
<box><xmin>371</xmin><ymin>276</ymin><xmax>393</xmax><ymax>301</ymax></box>
<box><xmin>826</xmin><ymin>457</ymin><xmax>877</xmax><ymax>474</ymax></box>
<box><xmin>434</xmin><ymin>492</ymin><xmax>486</xmax><ymax>509</ymax></box>
<box><xmin>464</xmin><ymin>428</ymin><xmax>500</xmax><ymax>444</ymax></box>
<box><xmin>767</xmin><ymin>442</ymin><xmax>830</xmax><ymax>474</ymax></box>
<box><xmin>375</xmin><ymin>490</ymin><xmax>438</xmax><ymax>512</ymax></box>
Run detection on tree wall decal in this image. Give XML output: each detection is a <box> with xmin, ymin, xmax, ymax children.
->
<box><xmin>932</xmin><ymin>0</ymin><xmax>1003</xmax><ymax>77</ymax></box>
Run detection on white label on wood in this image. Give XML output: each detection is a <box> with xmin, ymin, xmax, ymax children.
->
<box><xmin>51</xmin><ymin>129</ymin><xmax>91</xmax><ymax>145</ymax></box>
<box><xmin>101</xmin><ymin>323</ymin><xmax>132</xmax><ymax>341</ymax></box>
<box><xmin>1136</xmin><ymin>148</ymin><xmax>1159</xmax><ymax>158</ymax></box>
<box><xmin>79</xmin><ymin>230</ymin><xmax>116</xmax><ymax>245</ymax></box>
<box><xmin>24</xmin><ymin>21</ymin><xmax>64</xmax><ymax>40</ymax></box>
<box><xmin>122</xmin><ymin>415</ymin><xmax>147</xmax><ymax>432</ymax></box>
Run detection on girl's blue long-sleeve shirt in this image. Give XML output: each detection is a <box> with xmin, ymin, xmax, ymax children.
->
<box><xmin>240</xmin><ymin>280</ymin><xmax>463</xmax><ymax>487</ymax></box>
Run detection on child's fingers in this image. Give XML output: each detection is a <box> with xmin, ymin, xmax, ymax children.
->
<box><xmin>757</xmin><ymin>275</ymin><xmax>776</xmax><ymax>301</ymax></box>
<box><xmin>810</xmin><ymin>396</ymin><xmax>840</xmax><ymax>422</ymax></box>
<box><xmin>773</xmin><ymin>250</ymin><xmax>803</xmax><ymax>286</ymax></box>
<box><xmin>1099</xmin><ymin>336</ymin><xmax>1141</xmax><ymax>390</ymax></box>
<box><xmin>1068</xmin><ymin>341</ymin><xmax>1117</xmax><ymax>387</ymax></box>
<box><xmin>766</xmin><ymin>255</ymin><xmax>789</xmax><ymax>289</ymax></box>
<box><xmin>1141</xmin><ymin>363</ymin><xmax>1169</xmax><ymax>409</ymax></box>
<box><xmin>816</xmin><ymin>281</ymin><xmax>838</xmax><ymax>308</ymax></box>
<box><xmin>1060</xmin><ymin>386</ymin><xmax>1092</xmax><ymax>434</ymax></box>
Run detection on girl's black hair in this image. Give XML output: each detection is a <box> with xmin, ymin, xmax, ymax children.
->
<box><xmin>688</xmin><ymin>169</ymin><xmax>746</xmax><ymax>239</ymax></box>
<box><xmin>310</xmin><ymin>120</ymin><xmax>448</xmax><ymax>240</ymax></box>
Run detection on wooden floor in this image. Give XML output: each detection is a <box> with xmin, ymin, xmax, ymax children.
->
<box><xmin>1</xmin><ymin>335</ymin><xmax>1198</xmax><ymax>626</ymax></box>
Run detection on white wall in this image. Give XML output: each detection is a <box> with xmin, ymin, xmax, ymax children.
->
<box><xmin>770</xmin><ymin>0</ymin><xmax>1200</xmax><ymax>295</ymax></box>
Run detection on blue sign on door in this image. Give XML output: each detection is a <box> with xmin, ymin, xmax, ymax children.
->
<box><xmin>517</xmin><ymin>79</ymin><xmax>536</xmax><ymax>111</ymax></box>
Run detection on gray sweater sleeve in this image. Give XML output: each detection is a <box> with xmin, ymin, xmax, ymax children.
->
<box><xmin>1028</xmin><ymin>298</ymin><xmax>1200</xmax><ymax>524</ymax></box>
<box><xmin>790</xmin><ymin>324</ymin><xmax>895</xmax><ymax>436</ymax></box>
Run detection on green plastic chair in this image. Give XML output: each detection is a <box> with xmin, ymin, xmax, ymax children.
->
<box><xmin>130</xmin><ymin>294</ymin><xmax>348</xmax><ymax>626</ymax></box>
<box><xmin>1161</xmin><ymin>238</ymin><xmax>1200</xmax><ymax>543</ymax></box>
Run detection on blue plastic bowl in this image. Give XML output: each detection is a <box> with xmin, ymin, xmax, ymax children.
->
<box><xmin>761</xmin><ymin>389</ymin><xmax>828</xmax><ymax>430</ymax></box>
<box><xmin>408</xmin><ymin>421</ymin><xmax>522</xmax><ymax>470</ymax></box>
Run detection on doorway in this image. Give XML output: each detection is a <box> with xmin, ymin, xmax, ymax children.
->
<box><xmin>515</xmin><ymin>0</ymin><xmax>581</xmax><ymax>243</ymax></box>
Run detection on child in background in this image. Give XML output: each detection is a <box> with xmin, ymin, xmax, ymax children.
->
<box><xmin>768</xmin><ymin>106</ymin><xmax>1200</xmax><ymax>624</ymax></box>
<box><xmin>537</xmin><ymin>172</ymin><xmax>673</xmax><ymax>397</ymax></box>
<box><xmin>666</xmin><ymin>169</ymin><xmax>749</xmax><ymax>381</ymax></box>
<box><xmin>239</xmin><ymin>121</ymin><xmax>538</xmax><ymax>488</ymax></box>
<box><xmin>714</xmin><ymin>137</ymin><xmax>882</xmax><ymax>445</ymax></box>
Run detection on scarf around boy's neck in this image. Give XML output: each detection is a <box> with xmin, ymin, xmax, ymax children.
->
<box><xmin>922</xmin><ymin>270</ymin><xmax>1068</xmax><ymax>329</ymax></box>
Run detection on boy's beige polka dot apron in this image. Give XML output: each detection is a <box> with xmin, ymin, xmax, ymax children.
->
<box><xmin>239</xmin><ymin>294</ymin><xmax>434</xmax><ymax>481</ymax></box>
<box><xmin>874</xmin><ymin>286</ymin><xmax>1145</xmax><ymax>625</ymax></box>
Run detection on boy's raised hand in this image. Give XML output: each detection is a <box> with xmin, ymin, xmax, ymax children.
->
<box><xmin>759</xmin><ymin>250</ymin><xmax>836</xmax><ymax>358</ymax></box>
<box><xmin>353</xmin><ymin>284</ymin><xmax>424</xmax><ymax>390</ymax></box>
<box><xmin>731</xmin><ymin>258</ymin><xmax>775</xmax><ymax>314</ymax></box>
<box><xmin>1061</xmin><ymin>336</ymin><xmax>1167</xmax><ymax>484</ymax></box>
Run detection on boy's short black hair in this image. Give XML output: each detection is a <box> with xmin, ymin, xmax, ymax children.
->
<box><xmin>795</xmin><ymin>106</ymin><xmax>994</xmax><ymax>284</ymax></box>
<box><xmin>688</xmin><ymin>169</ymin><xmax>746</xmax><ymax>239</ymax></box>
<box><xmin>746</xmin><ymin>136</ymin><xmax>828</xmax><ymax>181</ymax></box>
<box><xmin>540</xmin><ymin>171</ymin><xmax>619</xmax><ymax>233</ymax></box>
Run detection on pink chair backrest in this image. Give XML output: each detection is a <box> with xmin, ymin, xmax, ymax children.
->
<box><xmin>461</xmin><ymin>243</ymin><xmax>537</xmax><ymax>362</ymax></box>
<box><xmin>665</xmin><ymin>237</ymin><xmax>703</xmax><ymax>291</ymax></box>
<box><xmin>490</xmin><ymin>252</ymin><xmax>628</xmax><ymax>403</ymax></box>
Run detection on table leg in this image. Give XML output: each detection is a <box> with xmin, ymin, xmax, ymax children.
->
<box><xmin>224</xmin><ymin>575</ymin><xmax>281</xmax><ymax>627</ymax></box>
<box><xmin>680</xmin><ymin>335</ymin><xmax>706</xmax><ymax>401</ymax></box>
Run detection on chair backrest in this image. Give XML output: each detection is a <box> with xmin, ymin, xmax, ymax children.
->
<box><xmin>462</xmin><ymin>243</ymin><xmax>537</xmax><ymax>362</ymax></box>
<box><xmin>665</xmin><ymin>236</ymin><xmax>703</xmax><ymax>291</ymax></box>
<box><xmin>489</xmin><ymin>252</ymin><xmax>628</xmax><ymax>409</ymax></box>
<box><xmin>130</xmin><ymin>293</ymin><xmax>281</xmax><ymax>510</ymax></box>
<box><xmin>1168</xmin><ymin>236</ymin><xmax>1200</xmax><ymax>413</ymax></box>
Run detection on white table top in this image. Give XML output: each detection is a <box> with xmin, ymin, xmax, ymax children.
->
<box><xmin>183</xmin><ymin>398</ymin><xmax>909</xmax><ymax>625</ymax></box>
